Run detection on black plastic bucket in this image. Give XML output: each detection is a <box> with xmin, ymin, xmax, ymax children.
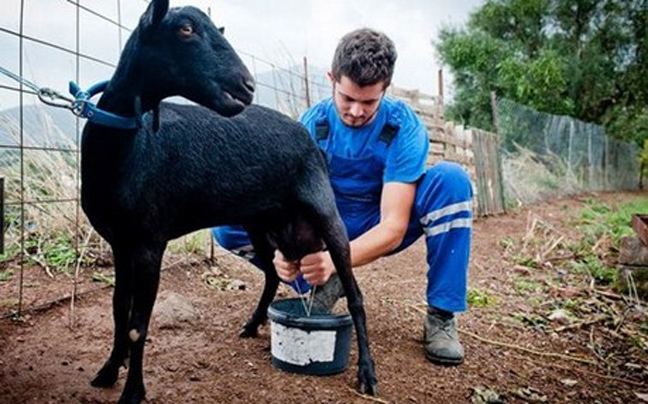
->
<box><xmin>267</xmin><ymin>298</ymin><xmax>353</xmax><ymax>375</ymax></box>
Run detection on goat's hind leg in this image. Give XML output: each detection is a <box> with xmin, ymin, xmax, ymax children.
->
<box><xmin>320</xmin><ymin>212</ymin><xmax>378</xmax><ymax>395</ymax></box>
<box><xmin>239</xmin><ymin>227</ymin><xmax>280</xmax><ymax>338</ymax></box>
<box><xmin>91</xmin><ymin>248</ymin><xmax>134</xmax><ymax>388</ymax></box>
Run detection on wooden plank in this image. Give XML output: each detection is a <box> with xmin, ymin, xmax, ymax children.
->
<box><xmin>633</xmin><ymin>214</ymin><xmax>648</xmax><ymax>247</ymax></box>
<box><xmin>471</xmin><ymin>128</ymin><xmax>505</xmax><ymax>216</ymax></box>
<box><xmin>429</xmin><ymin>142</ymin><xmax>445</xmax><ymax>154</ymax></box>
<box><xmin>387</xmin><ymin>85</ymin><xmax>505</xmax><ymax>216</ymax></box>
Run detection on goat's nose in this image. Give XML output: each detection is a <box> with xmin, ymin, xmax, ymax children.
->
<box><xmin>244</xmin><ymin>79</ymin><xmax>255</xmax><ymax>94</ymax></box>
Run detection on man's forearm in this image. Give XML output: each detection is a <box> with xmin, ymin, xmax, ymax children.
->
<box><xmin>349</xmin><ymin>222</ymin><xmax>405</xmax><ymax>268</ymax></box>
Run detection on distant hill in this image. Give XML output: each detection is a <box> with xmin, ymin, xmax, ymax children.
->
<box><xmin>0</xmin><ymin>104</ymin><xmax>78</xmax><ymax>150</ymax></box>
<box><xmin>253</xmin><ymin>64</ymin><xmax>331</xmax><ymax>118</ymax></box>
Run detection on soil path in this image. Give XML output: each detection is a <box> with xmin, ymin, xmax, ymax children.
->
<box><xmin>1</xmin><ymin>191</ymin><xmax>646</xmax><ymax>403</ymax></box>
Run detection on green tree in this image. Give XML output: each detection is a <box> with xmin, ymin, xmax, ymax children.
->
<box><xmin>436</xmin><ymin>0</ymin><xmax>648</xmax><ymax>146</ymax></box>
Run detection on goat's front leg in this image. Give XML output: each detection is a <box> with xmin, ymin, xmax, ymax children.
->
<box><xmin>120</xmin><ymin>247</ymin><xmax>163</xmax><ymax>404</ymax></box>
<box><xmin>91</xmin><ymin>249</ymin><xmax>134</xmax><ymax>388</ymax></box>
<box><xmin>240</xmin><ymin>228</ymin><xmax>280</xmax><ymax>338</ymax></box>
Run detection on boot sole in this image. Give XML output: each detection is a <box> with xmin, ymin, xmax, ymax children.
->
<box><xmin>424</xmin><ymin>350</ymin><xmax>463</xmax><ymax>366</ymax></box>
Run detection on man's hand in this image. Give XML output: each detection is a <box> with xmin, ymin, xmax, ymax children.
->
<box><xmin>273</xmin><ymin>250</ymin><xmax>300</xmax><ymax>283</ymax></box>
<box><xmin>300</xmin><ymin>250</ymin><xmax>335</xmax><ymax>286</ymax></box>
<box><xmin>273</xmin><ymin>249</ymin><xmax>336</xmax><ymax>286</ymax></box>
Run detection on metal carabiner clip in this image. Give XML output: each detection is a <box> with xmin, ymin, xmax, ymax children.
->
<box><xmin>37</xmin><ymin>87</ymin><xmax>75</xmax><ymax>111</ymax></box>
<box><xmin>71</xmin><ymin>99</ymin><xmax>88</xmax><ymax>117</ymax></box>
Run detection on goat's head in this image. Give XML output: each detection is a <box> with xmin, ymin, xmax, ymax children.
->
<box><xmin>120</xmin><ymin>0</ymin><xmax>255</xmax><ymax>117</ymax></box>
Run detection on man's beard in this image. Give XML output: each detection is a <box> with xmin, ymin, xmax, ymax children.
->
<box><xmin>334</xmin><ymin>102</ymin><xmax>381</xmax><ymax>128</ymax></box>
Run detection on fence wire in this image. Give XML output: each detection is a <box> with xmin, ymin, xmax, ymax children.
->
<box><xmin>0</xmin><ymin>0</ymin><xmax>331</xmax><ymax>319</ymax></box>
<box><xmin>496</xmin><ymin>97</ymin><xmax>639</xmax><ymax>205</ymax></box>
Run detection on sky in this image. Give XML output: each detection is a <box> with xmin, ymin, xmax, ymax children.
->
<box><xmin>182</xmin><ymin>0</ymin><xmax>482</xmax><ymax>96</ymax></box>
<box><xmin>0</xmin><ymin>0</ymin><xmax>483</xmax><ymax>109</ymax></box>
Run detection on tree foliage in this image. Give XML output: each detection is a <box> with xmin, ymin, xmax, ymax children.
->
<box><xmin>435</xmin><ymin>0</ymin><xmax>648</xmax><ymax>146</ymax></box>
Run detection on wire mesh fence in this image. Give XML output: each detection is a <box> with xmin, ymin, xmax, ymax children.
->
<box><xmin>496</xmin><ymin>97</ymin><xmax>640</xmax><ymax>206</ymax></box>
<box><xmin>0</xmin><ymin>0</ymin><xmax>334</xmax><ymax>319</ymax></box>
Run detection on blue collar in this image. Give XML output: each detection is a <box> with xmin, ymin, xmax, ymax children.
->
<box><xmin>68</xmin><ymin>80</ymin><xmax>138</xmax><ymax>130</ymax></box>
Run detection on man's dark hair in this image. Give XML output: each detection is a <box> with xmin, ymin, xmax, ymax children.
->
<box><xmin>331</xmin><ymin>28</ymin><xmax>397</xmax><ymax>89</ymax></box>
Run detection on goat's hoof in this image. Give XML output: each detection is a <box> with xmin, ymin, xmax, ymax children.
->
<box><xmin>118</xmin><ymin>384</ymin><xmax>145</xmax><ymax>404</ymax></box>
<box><xmin>357</xmin><ymin>363</ymin><xmax>378</xmax><ymax>396</ymax></box>
<box><xmin>358</xmin><ymin>381</ymin><xmax>379</xmax><ymax>397</ymax></box>
<box><xmin>90</xmin><ymin>365</ymin><xmax>119</xmax><ymax>388</ymax></box>
<box><xmin>239</xmin><ymin>326</ymin><xmax>258</xmax><ymax>338</ymax></box>
<box><xmin>117</xmin><ymin>391</ymin><xmax>145</xmax><ymax>404</ymax></box>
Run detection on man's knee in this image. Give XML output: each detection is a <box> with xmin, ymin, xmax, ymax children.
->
<box><xmin>211</xmin><ymin>227</ymin><xmax>229</xmax><ymax>249</ymax></box>
<box><xmin>211</xmin><ymin>226</ymin><xmax>249</xmax><ymax>251</ymax></box>
<box><xmin>422</xmin><ymin>162</ymin><xmax>473</xmax><ymax>201</ymax></box>
<box><xmin>212</xmin><ymin>226</ymin><xmax>260</xmax><ymax>264</ymax></box>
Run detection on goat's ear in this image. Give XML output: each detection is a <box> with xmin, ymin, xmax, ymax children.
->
<box><xmin>218</xmin><ymin>26</ymin><xmax>225</xmax><ymax>35</ymax></box>
<box><xmin>142</xmin><ymin>0</ymin><xmax>169</xmax><ymax>29</ymax></box>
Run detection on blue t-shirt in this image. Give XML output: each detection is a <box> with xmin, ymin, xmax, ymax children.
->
<box><xmin>299</xmin><ymin>96</ymin><xmax>429</xmax><ymax>185</ymax></box>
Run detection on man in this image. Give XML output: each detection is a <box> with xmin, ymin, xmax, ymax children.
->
<box><xmin>212</xmin><ymin>28</ymin><xmax>473</xmax><ymax>365</ymax></box>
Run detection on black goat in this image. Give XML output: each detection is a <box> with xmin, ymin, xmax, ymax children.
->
<box><xmin>81</xmin><ymin>0</ymin><xmax>377</xmax><ymax>402</ymax></box>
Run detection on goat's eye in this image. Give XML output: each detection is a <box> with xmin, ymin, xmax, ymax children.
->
<box><xmin>179</xmin><ymin>24</ymin><xmax>194</xmax><ymax>38</ymax></box>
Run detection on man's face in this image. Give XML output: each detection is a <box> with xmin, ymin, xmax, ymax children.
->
<box><xmin>329</xmin><ymin>74</ymin><xmax>385</xmax><ymax>128</ymax></box>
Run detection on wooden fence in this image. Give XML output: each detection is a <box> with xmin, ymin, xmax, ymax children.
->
<box><xmin>389</xmin><ymin>87</ymin><xmax>505</xmax><ymax>216</ymax></box>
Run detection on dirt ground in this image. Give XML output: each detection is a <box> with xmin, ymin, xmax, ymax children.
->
<box><xmin>1</xmin><ymin>191</ymin><xmax>647</xmax><ymax>403</ymax></box>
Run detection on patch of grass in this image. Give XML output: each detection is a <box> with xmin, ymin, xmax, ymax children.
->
<box><xmin>512</xmin><ymin>312</ymin><xmax>547</xmax><ymax>329</ymax></box>
<box><xmin>569</xmin><ymin>255</ymin><xmax>616</xmax><ymax>285</ymax></box>
<box><xmin>527</xmin><ymin>296</ymin><xmax>544</xmax><ymax>309</ymax></box>
<box><xmin>640</xmin><ymin>321</ymin><xmax>648</xmax><ymax>336</ymax></box>
<box><xmin>0</xmin><ymin>269</ymin><xmax>14</xmax><ymax>282</ymax></box>
<box><xmin>0</xmin><ymin>242</ymin><xmax>21</xmax><ymax>265</ymax></box>
<box><xmin>1</xmin><ymin>114</ymin><xmax>97</xmax><ymax>274</ymax></box>
<box><xmin>23</xmin><ymin>232</ymin><xmax>79</xmax><ymax>274</ymax></box>
<box><xmin>514</xmin><ymin>255</ymin><xmax>539</xmax><ymax>268</ymax></box>
<box><xmin>513</xmin><ymin>276</ymin><xmax>542</xmax><ymax>293</ymax></box>
<box><xmin>168</xmin><ymin>230</ymin><xmax>210</xmax><ymax>255</ymax></box>
<box><xmin>563</xmin><ymin>298</ymin><xmax>583</xmax><ymax>312</ymax></box>
<box><xmin>538</xmin><ymin>177</ymin><xmax>560</xmax><ymax>190</ymax></box>
<box><xmin>578</xmin><ymin>198</ymin><xmax>647</xmax><ymax>248</ymax></box>
<box><xmin>467</xmin><ymin>288</ymin><xmax>496</xmax><ymax>307</ymax></box>
<box><xmin>43</xmin><ymin>234</ymin><xmax>78</xmax><ymax>273</ymax></box>
<box><xmin>565</xmin><ymin>237</ymin><xmax>591</xmax><ymax>257</ymax></box>
<box><xmin>567</xmin><ymin>197</ymin><xmax>648</xmax><ymax>290</ymax></box>
<box><xmin>91</xmin><ymin>272</ymin><xmax>115</xmax><ymax>287</ymax></box>
<box><xmin>500</xmin><ymin>237</ymin><xmax>542</xmax><ymax>268</ymax></box>
<box><xmin>498</xmin><ymin>237</ymin><xmax>515</xmax><ymax>252</ymax></box>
